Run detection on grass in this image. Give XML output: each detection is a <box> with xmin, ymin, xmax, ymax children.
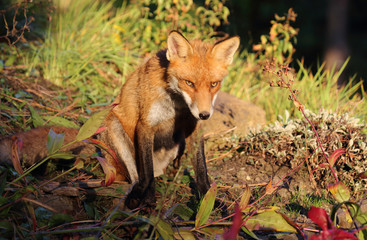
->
<box><xmin>13</xmin><ymin>0</ymin><xmax>367</xmax><ymax>122</ymax></box>
<box><xmin>22</xmin><ymin>1</ymin><xmax>143</xmax><ymax>108</ymax></box>
<box><xmin>284</xmin><ymin>194</ymin><xmax>334</xmax><ymax>219</ymax></box>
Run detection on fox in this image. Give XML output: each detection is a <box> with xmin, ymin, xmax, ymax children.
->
<box><xmin>0</xmin><ymin>31</ymin><xmax>240</xmax><ymax>209</ymax></box>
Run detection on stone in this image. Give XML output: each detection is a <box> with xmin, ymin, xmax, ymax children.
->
<box><xmin>202</xmin><ymin>91</ymin><xmax>266</xmax><ymax>137</ymax></box>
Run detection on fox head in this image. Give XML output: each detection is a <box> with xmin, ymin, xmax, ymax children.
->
<box><xmin>166</xmin><ymin>31</ymin><xmax>240</xmax><ymax>120</ymax></box>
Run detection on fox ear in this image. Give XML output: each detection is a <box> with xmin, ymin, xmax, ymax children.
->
<box><xmin>166</xmin><ymin>31</ymin><xmax>193</xmax><ymax>61</ymax></box>
<box><xmin>211</xmin><ymin>36</ymin><xmax>240</xmax><ymax>65</ymax></box>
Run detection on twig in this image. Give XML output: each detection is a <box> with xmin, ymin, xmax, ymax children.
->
<box><xmin>43</xmin><ymin>100</ymin><xmax>79</xmax><ymax>125</ymax></box>
<box><xmin>22</xmin><ymin>197</ymin><xmax>58</xmax><ymax>213</ymax></box>
<box><xmin>0</xmin><ymin>91</ymin><xmax>82</xmax><ymax>119</ymax></box>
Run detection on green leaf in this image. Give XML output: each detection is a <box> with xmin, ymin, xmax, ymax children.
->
<box><xmin>195</xmin><ymin>182</ymin><xmax>217</xmax><ymax>228</ymax></box>
<box><xmin>49</xmin><ymin>213</ymin><xmax>72</xmax><ymax>227</ymax></box>
<box><xmin>328</xmin><ymin>182</ymin><xmax>350</xmax><ymax>203</ymax></box>
<box><xmin>239</xmin><ymin>185</ymin><xmax>251</xmax><ymax>210</ymax></box>
<box><xmin>200</xmin><ymin>226</ymin><xmax>225</xmax><ymax>236</ymax></box>
<box><xmin>241</xmin><ymin>226</ymin><xmax>260</xmax><ymax>240</ymax></box>
<box><xmin>0</xmin><ymin>196</ymin><xmax>11</xmax><ymax>216</ymax></box>
<box><xmin>75</xmin><ymin>107</ymin><xmax>111</xmax><ymax>141</ymax></box>
<box><xmin>165</xmin><ymin>204</ymin><xmax>194</xmax><ymax>221</ymax></box>
<box><xmin>246</xmin><ymin>210</ymin><xmax>297</xmax><ymax>233</ymax></box>
<box><xmin>0</xmin><ymin>170</ymin><xmax>7</xmax><ymax>196</ymax></box>
<box><xmin>5</xmin><ymin>55</ymin><xmax>16</xmax><ymax>66</ymax></box>
<box><xmin>29</xmin><ymin>105</ymin><xmax>45</xmax><ymax>127</ymax></box>
<box><xmin>49</xmin><ymin>152</ymin><xmax>76</xmax><ymax>160</ymax></box>
<box><xmin>0</xmin><ymin>196</ymin><xmax>9</xmax><ymax>206</ymax></box>
<box><xmin>358</xmin><ymin>228</ymin><xmax>367</xmax><ymax>240</ymax></box>
<box><xmin>83</xmin><ymin>202</ymin><xmax>97</xmax><ymax>219</ymax></box>
<box><xmin>34</xmin><ymin>207</ymin><xmax>53</xmax><ymax>226</ymax></box>
<box><xmin>42</xmin><ymin>116</ymin><xmax>79</xmax><ymax>128</ymax></box>
<box><xmin>0</xmin><ymin>221</ymin><xmax>12</xmax><ymax>238</ymax></box>
<box><xmin>152</xmin><ymin>216</ymin><xmax>174</xmax><ymax>240</ymax></box>
<box><xmin>173</xmin><ymin>229</ymin><xmax>196</xmax><ymax>240</ymax></box>
<box><xmin>47</xmin><ymin>129</ymin><xmax>65</xmax><ymax>154</ymax></box>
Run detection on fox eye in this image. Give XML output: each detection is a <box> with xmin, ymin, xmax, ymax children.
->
<box><xmin>185</xmin><ymin>80</ymin><xmax>194</xmax><ymax>88</ymax></box>
<box><xmin>211</xmin><ymin>81</ymin><xmax>219</xmax><ymax>88</ymax></box>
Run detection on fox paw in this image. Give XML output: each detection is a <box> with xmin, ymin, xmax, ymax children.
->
<box><xmin>125</xmin><ymin>191</ymin><xmax>156</xmax><ymax>210</ymax></box>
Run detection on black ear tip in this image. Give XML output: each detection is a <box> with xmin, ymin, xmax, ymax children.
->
<box><xmin>169</xmin><ymin>30</ymin><xmax>185</xmax><ymax>38</ymax></box>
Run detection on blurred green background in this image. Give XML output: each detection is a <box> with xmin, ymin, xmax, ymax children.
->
<box><xmin>223</xmin><ymin>0</ymin><xmax>367</xmax><ymax>84</ymax></box>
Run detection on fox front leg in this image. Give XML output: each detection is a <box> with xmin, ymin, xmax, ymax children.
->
<box><xmin>188</xmin><ymin>133</ymin><xmax>211</xmax><ymax>196</ymax></box>
<box><xmin>125</xmin><ymin>122</ymin><xmax>156</xmax><ymax>209</ymax></box>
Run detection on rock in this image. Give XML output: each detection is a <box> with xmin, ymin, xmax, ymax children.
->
<box><xmin>202</xmin><ymin>91</ymin><xmax>266</xmax><ymax>137</ymax></box>
<box><xmin>236</xmin><ymin>168</ymin><xmax>247</xmax><ymax>180</ymax></box>
<box><xmin>336</xmin><ymin>199</ymin><xmax>367</xmax><ymax>229</ymax></box>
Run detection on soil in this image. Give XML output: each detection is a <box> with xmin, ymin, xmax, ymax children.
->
<box><xmin>207</xmin><ymin>150</ymin><xmax>318</xmax><ymax>232</ymax></box>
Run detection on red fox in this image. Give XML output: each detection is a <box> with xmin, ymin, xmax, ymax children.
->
<box><xmin>0</xmin><ymin>31</ymin><xmax>240</xmax><ymax>209</ymax></box>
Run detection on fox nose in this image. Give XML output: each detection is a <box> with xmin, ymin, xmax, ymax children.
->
<box><xmin>199</xmin><ymin>111</ymin><xmax>210</xmax><ymax>120</ymax></box>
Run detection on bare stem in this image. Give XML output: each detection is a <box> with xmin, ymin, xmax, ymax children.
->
<box><xmin>298</xmin><ymin>106</ymin><xmax>339</xmax><ymax>182</ymax></box>
<box><xmin>265</xmin><ymin>62</ymin><xmax>339</xmax><ymax>182</ymax></box>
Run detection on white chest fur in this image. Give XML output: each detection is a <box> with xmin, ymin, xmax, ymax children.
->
<box><xmin>147</xmin><ymin>89</ymin><xmax>175</xmax><ymax>127</ymax></box>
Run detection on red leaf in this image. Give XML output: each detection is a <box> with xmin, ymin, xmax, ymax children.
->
<box><xmin>309</xmin><ymin>228</ymin><xmax>358</xmax><ymax>240</ymax></box>
<box><xmin>223</xmin><ymin>204</ymin><xmax>243</xmax><ymax>240</ymax></box>
<box><xmin>265</xmin><ymin>178</ymin><xmax>276</xmax><ymax>195</ymax></box>
<box><xmin>95</xmin><ymin>156</ymin><xmax>116</xmax><ymax>186</ymax></box>
<box><xmin>85</xmin><ymin>138</ymin><xmax>119</xmax><ymax>166</ymax></box>
<box><xmin>358</xmin><ymin>171</ymin><xmax>367</xmax><ymax>179</ymax></box>
<box><xmin>309</xmin><ymin>234</ymin><xmax>323</xmax><ymax>240</ymax></box>
<box><xmin>94</xmin><ymin>127</ymin><xmax>107</xmax><ymax>135</ymax></box>
<box><xmin>328</xmin><ymin>148</ymin><xmax>346</xmax><ymax>167</ymax></box>
<box><xmin>11</xmin><ymin>136</ymin><xmax>23</xmax><ymax>175</ymax></box>
<box><xmin>308</xmin><ymin>207</ymin><xmax>358</xmax><ymax>240</ymax></box>
<box><xmin>308</xmin><ymin>206</ymin><xmax>333</xmax><ymax>231</ymax></box>
<box><xmin>331</xmin><ymin>229</ymin><xmax>358</xmax><ymax>240</ymax></box>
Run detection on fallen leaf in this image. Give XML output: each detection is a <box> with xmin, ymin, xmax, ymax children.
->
<box><xmin>154</xmin><ymin>216</ymin><xmax>174</xmax><ymax>240</ymax></box>
<box><xmin>246</xmin><ymin>210</ymin><xmax>297</xmax><ymax>233</ymax></box>
<box><xmin>239</xmin><ymin>184</ymin><xmax>251</xmax><ymax>210</ymax></box>
<box><xmin>46</xmin><ymin>128</ymin><xmax>65</xmax><ymax>154</ymax></box>
<box><xmin>87</xmin><ymin>138</ymin><xmax>119</xmax><ymax>165</ymax></box>
<box><xmin>328</xmin><ymin>148</ymin><xmax>346</xmax><ymax>167</ymax></box>
<box><xmin>74</xmin><ymin>159</ymin><xmax>84</xmax><ymax>169</ymax></box>
<box><xmin>11</xmin><ymin>136</ymin><xmax>23</xmax><ymax>175</ymax></box>
<box><xmin>328</xmin><ymin>182</ymin><xmax>350</xmax><ymax>203</ymax></box>
<box><xmin>265</xmin><ymin>178</ymin><xmax>276</xmax><ymax>195</ymax></box>
<box><xmin>95</xmin><ymin>156</ymin><xmax>116</xmax><ymax>186</ymax></box>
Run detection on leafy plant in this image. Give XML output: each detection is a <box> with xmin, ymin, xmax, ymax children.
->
<box><xmin>253</xmin><ymin>8</ymin><xmax>298</xmax><ymax>65</ymax></box>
